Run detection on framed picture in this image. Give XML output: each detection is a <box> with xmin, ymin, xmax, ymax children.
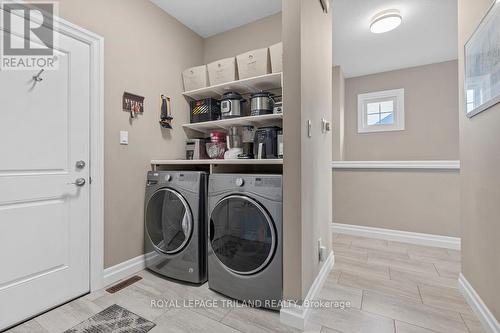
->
<box><xmin>464</xmin><ymin>0</ymin><xmax>500</xmax><ymax>118</ymax></box>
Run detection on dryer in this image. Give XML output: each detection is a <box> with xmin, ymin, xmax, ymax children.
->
<box><xmin>144</xmin><ymin>171</ymin><xmax>207</xmax><ymax>284</ymax></box>
<box><xmin>208</xmin><ymin>174</ymin><xmax>282</xmax><ymax>309</ymax></box>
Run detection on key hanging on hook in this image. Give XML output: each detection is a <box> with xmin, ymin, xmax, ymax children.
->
<box><xmin>33</xmin><ymin>69</ymin><xmax>44</xmax><ymax>82</ymax></box>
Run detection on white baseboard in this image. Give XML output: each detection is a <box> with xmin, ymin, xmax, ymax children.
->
<box><xmin>102</xmin><ymin>254</ymin><xmax>146</xmax><ymax>288</ymax></box>
<box><xmin>459</xmin><ymin>274</ymin><xmax>500</xmax><ymax>333</ymax></box>
<box><xmin>280</xmin><ymin>251</ymin><xmax>334</xmax><ymax>330</ymax></box>
<box><xmin>331</xmin><ymin>223</ymin><xmax>461</xmax><ymax>250</ymax></box>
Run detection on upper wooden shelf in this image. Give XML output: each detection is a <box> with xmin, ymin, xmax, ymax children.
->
<box><xmin>151</xmin><ymin>159</ymin><xmax>283</xmax><ymax>166</ymax></box>
<box><xmin>182</xmin><ymin>72</ymin><xmax>282</xmax><ymax>100</ymax></box>
<box><xmin>182</xmin><ymin>113</ymin><xmax>283</xmax><ymax>134</ymax></box>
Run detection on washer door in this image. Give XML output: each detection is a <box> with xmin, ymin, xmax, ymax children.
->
<box><xmin>210</xmin><ymin>195</ymin><xmax>276</xmax><ymax>275</ymax></box>
<box><xmin>145</xmin><ymin>188</ymin><xmax>193</xmax><ymax>255</ymax></box>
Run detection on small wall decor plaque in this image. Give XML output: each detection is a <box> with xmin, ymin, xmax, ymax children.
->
<box><xmin>464</xmin><ymin>1</ymin><xmax>500</xmax><ymax>117</ymax></box>
<box><xmin>159</xmin><ymin>95</ymin><xmax>173</xmax><ymax>129</ymax></box>
<box><xmin>123</xmin><ymin>92</ymin><xmax>144</xmax><ymax>118</ymax></box>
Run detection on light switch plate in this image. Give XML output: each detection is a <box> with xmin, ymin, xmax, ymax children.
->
<box><xmin>120</xmin><ymin>131</ymin><xmax>128</xmax><ymax>145</ymax></box>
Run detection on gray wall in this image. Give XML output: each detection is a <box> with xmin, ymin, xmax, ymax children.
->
<box><xmin>203</xmin><ymin>13</ymin><xmax>282</xmax><ymax>64</ymax></box>
<box><xmin>344</xmin><ymin>61</ymin><xmax>460</xmax><ymax>161</ymax></box>
<box><xmin>458</xmin><ymin>0</ymin><xmax>500</xmax><ymax>321</ymax></box>
<box><xmin>58</xmin><ymin>0</ymin><xmax>204</xmax><ymax>268</ymax></box>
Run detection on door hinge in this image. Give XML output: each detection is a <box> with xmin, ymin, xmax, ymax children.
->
<box><xmin>89</xmin><ymin>176</ymin><xmax>93</xmax><ymax>184</ymax></box>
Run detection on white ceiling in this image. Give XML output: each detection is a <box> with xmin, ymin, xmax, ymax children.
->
<box><xmin>333</xmin><ymin>0</ymin><xmax>458</xmax><ymax>78</ymax></box>
<box><xmin>150</xmin><ymin>0</ymin><xmax>282</xmax><ymax>38</ymax></box>
<box><xmin>151</xmin><ymin>0</ymin><xmax>458</xmax><ymax>78</ymax></box>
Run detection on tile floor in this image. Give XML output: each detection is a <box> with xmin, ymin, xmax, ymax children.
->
<box><xmin>6</xmin><ymin>234</ymin><xmax>484</xmax><ymax>333</ymax></box>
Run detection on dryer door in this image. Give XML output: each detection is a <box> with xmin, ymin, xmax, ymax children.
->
<box><xmin>210</xmin><ymin>195</ymin><xmax>276</xmax><ymax>275</ymax></box>
<box><xmin>145</xmin><ymin>188</ymin><xmax>193</xmax><ymax>255</ymax></box>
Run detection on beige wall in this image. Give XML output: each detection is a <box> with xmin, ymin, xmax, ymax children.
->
<box><xmin>203</xmin><ymin>13</ymin><xmax>281</xmax><ymax>64</ymax></box>
<box><xmin>58</xmin><ymin>0</ymin><xmax>204</xmax><ymax>268</ymax></box>
<box><xmin>283</xmin><ymin>0</ymin><xmax>333</xmax><ymax>300</ymax></box>
<box><xmin>332</xmin><ymin>66</ymin><xmax>345</xmax><ymax>160</ymax></box>
<box><xmin>332</xmin><ymin>61</ymin><xmax>461</xmax><ymax>238</ymax></box>
<box><xmin>299</xmin><ymin>0</ymin><xmax>333</xmax><ymax>299</ymax></box>
<box><xmin>333</xmin><ymin>170</ymin><xmax>460</xmax><ymax>237</ymax></box>
<box><xmin>282</xmin><ymin>0</ymin><xmax>302</xmax><ymax>301</ymax></box>
<box><xmin>458</xmin><ymin>0</ymin><xmax>500</xmax><ymax>321</ymax></box>
<box><xmin>344</xmin><ymin>61</ymin><xmax>460</xmax><ymax>160</ymax></box>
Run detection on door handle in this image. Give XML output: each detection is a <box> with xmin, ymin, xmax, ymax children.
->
<box><xmin>68</xmin><ymin>178</ymin><xmax>86</xmax><ymax>187</ymax></box>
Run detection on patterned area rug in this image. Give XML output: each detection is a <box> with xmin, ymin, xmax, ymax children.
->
<box><xmin>64</xmin><ymin>304</ymin><xmax>155</xmax><ymax>333</ymax></box>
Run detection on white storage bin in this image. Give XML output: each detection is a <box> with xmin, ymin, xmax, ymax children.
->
<box><xmin>269</xmin><ymin>42</ymin><xmax>283</xmax><ymax>73</ymax></box>
<box><xmin>236</xmin><ymin>48</ymin><xmax>270</xmax><ymax>80</ymax></box>
<box><xmin>182</xmin><ymin>65</ymin><xmax>208</xmax><ymax>91</ymax></box>
<box><xmin>207</xmin><ymin>57</ymin><xmax>237</xmax><ymax>86</ymax></box>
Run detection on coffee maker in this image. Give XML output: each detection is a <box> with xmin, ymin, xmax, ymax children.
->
<box><xmin>254</xmin><ymin>126</ymin><xmax>281</xmax><ymax>159</ymax></box>
<box><xmin>224</xmin><ymin>126</ymin><xmax>243</xmax><ymax>159</ymax></box>
<box><xmin>238</xmin><ymin>126</ymin><xmax>255</xmax><ymax>159</ymax></box>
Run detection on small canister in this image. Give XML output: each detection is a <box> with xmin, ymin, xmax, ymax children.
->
<box><xmin>220</xmin><ymin>92</ymin><xmax>245</xmax><ymax>118</ymax></box>
<box><xmin>250</xmin><ymin>92</ymin><xmax>274</xmax><ymax>116</ymax></box>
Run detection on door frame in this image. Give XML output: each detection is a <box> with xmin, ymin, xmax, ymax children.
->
<box><xmin>54</xmin><ymin>16</ymin><xmax>105</xmax><ymax>291</ymax></box>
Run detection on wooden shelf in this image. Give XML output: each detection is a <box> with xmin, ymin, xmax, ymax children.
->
<box><xmin>182</xmin><ymin>72</ymin><xmax>282</xmax><ymax>100</ymax></box>
<box><xmin>151</xmin><ymin>158</ymin><xmax>283</xmax><ymax>174</ymax></box>
<box><xmin>151</xmin><ymin>159</ymin><xmax>283</xmax><ymax>166</ymax></box>
<box><xmin>182</xmin><ymin>113</ymin><xmax>282</xmax><ymax>134</ymax></box>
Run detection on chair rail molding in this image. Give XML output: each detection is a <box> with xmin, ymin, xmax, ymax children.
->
<box><xmin>332</xmin><ymin>160</ymin><xmax>460</xmax><ymax>170</ymax></box>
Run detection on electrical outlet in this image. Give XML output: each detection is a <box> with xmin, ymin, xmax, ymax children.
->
<box><xmin>318</xmin><ymin>238</ymin><xmax>327</xmax><ymax>262</ymax></box>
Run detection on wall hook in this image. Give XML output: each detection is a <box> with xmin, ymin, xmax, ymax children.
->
<box><xmin>33</xmin><ymin>69</ymin><xmax>44</xmax><ymax>82</ymax></box>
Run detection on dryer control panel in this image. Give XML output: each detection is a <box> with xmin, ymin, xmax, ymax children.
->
<box><xmin>209</xmin><ymin>174</ymin><xmax>282</xmax><ymax>202</ymax></box>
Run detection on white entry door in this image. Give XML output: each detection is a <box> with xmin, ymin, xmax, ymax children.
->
<box><xmin>0</xmin><ymin>21</ymin><xmax>91</xmax><ymax>330</ymax></box>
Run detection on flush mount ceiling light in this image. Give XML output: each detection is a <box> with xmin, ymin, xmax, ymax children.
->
<box><xmin>370</xmin><ymin>9</ymin><xmax>402</xmax><ymax>34</ymax></box>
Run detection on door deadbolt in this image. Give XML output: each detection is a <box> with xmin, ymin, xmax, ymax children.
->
<box><xmin>76</xmin><ymin>160</ymin><xmax>86</xmax><ymax>169</ymax></box>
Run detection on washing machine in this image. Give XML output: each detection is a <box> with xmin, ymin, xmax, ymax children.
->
<box><xmin>144</xmin><ymin>171</ymin><xmax>207</xmax><ymax>284</ymax></box>
<box><xmin>208</xmin><ymin>174</ymin><xmax>282</xmax><ymax>309</ymax></box>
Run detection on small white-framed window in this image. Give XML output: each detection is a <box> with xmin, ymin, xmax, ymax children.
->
<box><xmin>357</xmin><ymin>88</ymin><xmax>405</xmax><ymax>133</ymax></box>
